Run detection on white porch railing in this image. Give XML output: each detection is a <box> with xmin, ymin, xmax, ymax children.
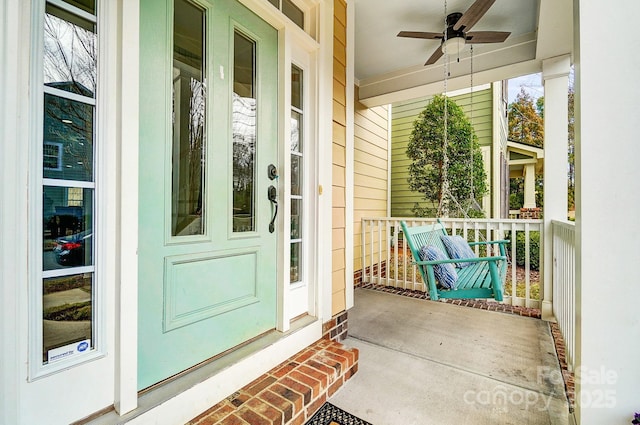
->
<box><xmin>551</xmin><ymin>219</ymin><xmax>576</xmax><ymax>370</ymax></box>
<box><xmin>360</xmin><ymin>217</ymin><xmax>544</xmax><ymax>309</ymax></box>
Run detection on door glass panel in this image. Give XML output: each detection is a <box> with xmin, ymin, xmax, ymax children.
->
<box><xmin>232</xmin><ymin>31</ymin><xmax>256</xmax><ymax>232</ymax></box>
<box><xmin>43</xmin><ymin>186</ymin><xmax>93</xmax><ymax>270</ymax></box>
<box><xmin>43</xmin><ymin>94</ymin><xmax>94</xmax><ymax>181</ymax></box>
<box><xmin>172</xmin><ymin>0</ymin><xmax>206</xmax><ymax>237</ymax></box>
<box><xmin>44</xmin><ymin>4</ymin><xmax>96</xmax><ymax>97</ymax></box>
<box><xmin>43</xmin><ymin>273</ymin><xmax>93</xmax><ymax>363</ymax></box>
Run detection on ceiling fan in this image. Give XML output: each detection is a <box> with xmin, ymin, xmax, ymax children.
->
<box><xmin>397</xmin><ymin>0</ymin><xmax>510</xmax><ymax>65</ymax></box>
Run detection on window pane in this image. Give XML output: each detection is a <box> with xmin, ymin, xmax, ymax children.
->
<box><xmin>43</xmin><ymin>186</ymin><xmax>93</xmax><ymax>270</ymax></box>
<box><xmin>291</xmin><ymin>110</ymin><xmax>302</xmax><ymax>153</ymax></box>
<box><xmin>291</xmin><ymin>154</ymin><xmax>301</xmax><ymax>196</ymax></box>
<box><xmin>43</xmin><ymin>94</ymin><xmax>94</xmax><ymax>181</ymax></box>
<box><xmin>172</xmin><ymin>0</ymin><xmax>206</xmax><ymax>236</ymax></box>
<box><xmin>283</xmin><ymin>0</ymin><xmax>304</xmax><ymax>29</ymax></box>
<box><xmin>291</xmin><ymin>65</ymin><xmax>302</xmax><ymax>110</ymax></box>
<box><xmin>44</xmin><ymin>4</ymin><xmax>96</xmax><ymax>97</ymax></box>
<box><xmin>62</xmin><ymin>0</ymin><xmax>96</xmax><ymax>15</ymax></box>
<box><xmin>43</xmin><ymin>273</ymin><xmax>93</xmax><ymax>363</ymax></box>
<box><xmin>290</xmin><ymin>242</ymin><xmax>301</xmax><ymax>282</ymax></box>
<box><xmin>291</xmin><ymin>198</ymin><xmax>301</xmax><ymax>239</ymax></box>
<box><xmin>267</xmin><ymin>0</ymin><xmax>279</xmax><ymax>8</ymax></box>
<box><xmin>232</xmin><ymin>31</ymin><xmax>256</xmax><ymax>232</ymax></box>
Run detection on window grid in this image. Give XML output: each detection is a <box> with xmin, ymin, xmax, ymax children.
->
<box><xmin>290</xmin><ymin>64</ymin><xmax>303</xmax><ymax>284</ymax></box>
<box><xmin>39</xmin><ymin>0</ymin><xmax>98</xmax><ymax>368</ymax></box>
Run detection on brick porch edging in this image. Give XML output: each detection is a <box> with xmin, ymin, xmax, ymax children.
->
<box><xmin>359</xmin><ymin>282</ymin><xmax>542</xmax><ymax>318</ymax></box>
<box><xmin>187</xmin><ymin>339</ymin><xmax>359</xmax><ymax>425</ymax></box>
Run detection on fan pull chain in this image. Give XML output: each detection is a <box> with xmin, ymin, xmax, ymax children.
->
<box><xmin>440</xmin><ymin>0</ymin><xmax>449</xmax><ymax>218</ymax></box>
<box><xmin>470</xmin><ymin>45</ymin><xmax>474</xmax><ymax>200</ymax></box>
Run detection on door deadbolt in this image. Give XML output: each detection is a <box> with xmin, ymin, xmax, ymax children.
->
<box><xmin>268</xmin><ymin>164</ymin><xmax>278</xmax><ymax>180</ymax></box>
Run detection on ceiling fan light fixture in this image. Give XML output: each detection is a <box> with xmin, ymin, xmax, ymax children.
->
<box><xmin>442</xmin><ymin>36</ymin><xmax>465</xmax><ymax>55</ymax></box>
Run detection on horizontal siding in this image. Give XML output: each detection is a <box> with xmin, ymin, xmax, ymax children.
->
<box><xmin>332</xmin><ymin>0</ymin><xmax>347</xmax><ymax>316</ymax></box>
<box><xmin>353</xmin><ymin>85</ymin><xmax>389</xmax><ymax>278</ymax></box>
<box><xmin>391</xmin><ymin>87</ymin><xmax>494</xmax><ymax>217</ymax></box>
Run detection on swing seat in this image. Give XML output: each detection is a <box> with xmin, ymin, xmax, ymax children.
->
<box><xmin>400</xmin><ymin>220</ymin><xmax>508</xmax><ymax>302</ymax></box>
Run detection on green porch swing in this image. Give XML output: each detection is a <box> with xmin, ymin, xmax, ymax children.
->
<box><xmin>401</xmin><ymin>22</ymin><xmax>508</xmax><ymax>302</ymax></box>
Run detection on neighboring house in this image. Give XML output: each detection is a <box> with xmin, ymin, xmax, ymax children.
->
<box><xmin>507</xmin><ymin>139</ymin><xmax>544</xmax><ymax>217</ymax></box>
<box><xmin>390</xmin><ymin>82</ymin><xmax>509</xmax><ymax>219</ymax></box>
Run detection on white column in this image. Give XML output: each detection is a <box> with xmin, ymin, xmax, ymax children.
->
<box><xmin>523</xmin><ymin>163</ymin><xmax>537</xmax><ymax>209</ymax></box>
<box><xmin>115</xmin><ymin>0</ymin><xmax>140</xmax><ymax>415</ymax></box>
<box><xmin>1</xmin><ymin>1</ymin><xmax>30</xmax><ymax>424</ymax></box>
<box><xmin>541</xmin><ymin>54</ymin><xmax>570</xmax><ymax>321</ymax></box>
<box><xmin>574</xmin><ymin>1</ymin><xmax>640</xmax><ymax>423</ymax></box>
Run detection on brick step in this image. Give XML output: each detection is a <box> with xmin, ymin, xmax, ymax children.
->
<box><xmin>187</xmin><ymin>339</ymin><xmax>359</xmax><ymax>425</ymax></box>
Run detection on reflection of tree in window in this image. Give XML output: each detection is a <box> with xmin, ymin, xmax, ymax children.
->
<box><xmin>171</xmin><ymin>0</ymin><xmax>206</xmax><ymax>236</ymax></box>
<box><xmin>232</xmin><ymin>31</ymin><xmax>257</xmax><ymax>232</ymax></box>
<box><xmin>44</xmin><ymin>5</ymin><xmax>96</xmax><ymax>95</ymax></box>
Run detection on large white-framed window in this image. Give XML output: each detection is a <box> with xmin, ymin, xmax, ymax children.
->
<box><xmin>30</xmin><ymin>0</ymin><xmax>103</xmax><ymax>379</ymax></box>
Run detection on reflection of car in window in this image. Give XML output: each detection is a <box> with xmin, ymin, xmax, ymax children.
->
<box><xmin>53</xmin><ymin>230</ymin><xmax>92</xmax><ymax>266</ymax></box>
<box><xmin>46</xmin><ymin>214</ymin><xmax>81</xmax><ymax>239</ymax></box>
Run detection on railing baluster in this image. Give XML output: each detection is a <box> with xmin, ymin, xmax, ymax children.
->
<box><xmin>369</xmin><ymin>220</ymin><xmax>374</xmax><ymax>284</ymax></box>
<box><xmin>358</xmin><ymin>217</ymin><xmax>553</xmax><ymax>310</ymax></box>
<box><xmin>510</xmin><ymin>222</ymin><xmax>517</xmax><ymax>306</ymax></box>
<box><xmin>551</xmin><ymin>220</ymin><xmax>576</xmax><ymax>371</ymax></box>
<box><xmin>361</xmin><ymin>219</ymin><xmax>368</xmax><ymax>284</ymax></box>
<box><xmin>524</xmin><ymin>222</ymin><xmax>531</xmax><ymax>308</ymax></box>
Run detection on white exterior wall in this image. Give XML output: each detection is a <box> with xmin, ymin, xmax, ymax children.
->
<box><xmin>573</xmin><ymin>0</ymin><xmax>640</xmax><ymax>423</ymax></box>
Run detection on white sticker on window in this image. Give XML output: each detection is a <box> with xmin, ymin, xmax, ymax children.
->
<box><xmin>47</xmin><ymin>339</ymin><xmax>91</xmax><ymax>363</ymax></box>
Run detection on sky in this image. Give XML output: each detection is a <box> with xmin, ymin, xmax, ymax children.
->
<box><xmin>507</xmin><ymin>73</ymin><xmax>543</xmax><ymax>104</ymax></box>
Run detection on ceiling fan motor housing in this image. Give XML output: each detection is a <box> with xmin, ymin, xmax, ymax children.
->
<box><xmin>446</xmin><ymin>13</ymin><xmax>466</xmax><ymax>39</ymax></box>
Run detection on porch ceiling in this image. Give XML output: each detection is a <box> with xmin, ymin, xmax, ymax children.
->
<box><xmin>354</xmin><ymin>0</ymin><xmax>573</xmax><ymax>107</ymax></box>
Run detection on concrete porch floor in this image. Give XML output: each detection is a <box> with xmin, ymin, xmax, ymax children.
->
<box><xmin>329</xmin><ymin>288</ymin><xmax>570</xmax><ymax>424</ymax></box>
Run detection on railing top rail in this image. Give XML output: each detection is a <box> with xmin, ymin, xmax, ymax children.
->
<box><xmin>551</xmin><ymin>220</ymin><xmax>576</xmax><ymax>230</ymax></box>
<box><xmin>361</xmin><ymin>217</ymin><xmax>544</xmax><ymax>225</ymax></box>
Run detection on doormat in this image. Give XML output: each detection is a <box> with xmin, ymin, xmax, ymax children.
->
<box><xmin>305</xmin><ymin>402</ymin><xmax>373</xmax><ymax>425</ymax></box>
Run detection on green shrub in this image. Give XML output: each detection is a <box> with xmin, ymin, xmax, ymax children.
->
<box><xmin>43</xmin><ymin>301</ymin><xmax>92</xmax><ymax>321</ymax></box>
<box><xmin>506</xmin><ymin>231</ymin><xmax>540</xmax><ymax>270</ymax></box>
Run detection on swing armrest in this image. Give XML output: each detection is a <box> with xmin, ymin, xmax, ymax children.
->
<box><xmin>468</xmin><ymin>239</ymin><xmax>509</xmax><ymax>246</ymax></box>
<box><xmin>413</xmin><ymin>255</ymin><xmax>506</xmax><ymax>266</ymax></box>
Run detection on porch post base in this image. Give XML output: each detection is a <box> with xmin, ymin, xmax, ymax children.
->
<box><xmin>541</xmin><ymin>300</ymin><xmax>555</xmax><ymax>322</ymax></box>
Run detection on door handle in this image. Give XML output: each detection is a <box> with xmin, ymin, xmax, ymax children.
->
<box><xmin>268</xmin><ymin>185</ymin><xmax>278</xmax><ymax>233</ymax></box>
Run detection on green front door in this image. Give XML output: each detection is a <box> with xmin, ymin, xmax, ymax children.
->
<box><xmin>138</xmin><ymin>0</ymin><xmax>279</xmax><ymax>390</ymax></box>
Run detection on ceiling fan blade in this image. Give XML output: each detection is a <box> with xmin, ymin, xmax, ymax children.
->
<box><xmin>466</xmin><ymin>31</ymin><xmax>510</xmax><ymax>43</ymax></box>
<box><xmin>397</xmin><ymin>31</ymin><xmax>443</xmax><ymax>39</ymax></box>
<box><xmin>453</xmin><ymin>0</ymin><xmax>496</xmax><ymax>31</ymax></box>
<box><xmin>425</xmin><ymin>47</ymin><xmax>444</xmax><ymax>65</ymax></box>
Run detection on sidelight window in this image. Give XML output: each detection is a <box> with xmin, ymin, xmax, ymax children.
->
<box><xmin>40</xmin><ymin>0</ymin><xmax>97</xmax><ymax>367</ymax></box>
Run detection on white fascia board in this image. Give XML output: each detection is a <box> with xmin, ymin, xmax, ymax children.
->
<box><xmin>507</xmin><ymin>141</ymin><xmax>545</xmax><ymax>158</ymax></box>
